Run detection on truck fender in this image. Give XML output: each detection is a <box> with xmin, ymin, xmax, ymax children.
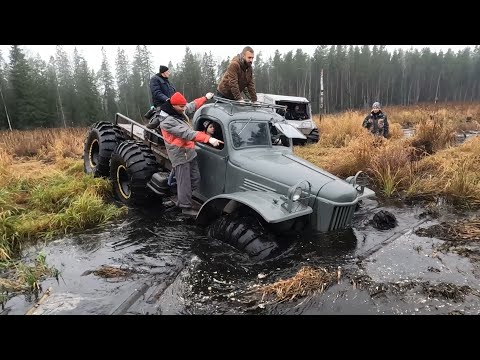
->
<box><xmin>196</xmin><ymin>191</ymin><xmax>313</xmax><ymax>226</ymax></box>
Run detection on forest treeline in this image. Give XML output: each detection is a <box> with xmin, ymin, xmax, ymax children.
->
<box><xmin>1</xmin><ymin>45</ymin><xmax>479</xmax><ymax>130</ymax></box>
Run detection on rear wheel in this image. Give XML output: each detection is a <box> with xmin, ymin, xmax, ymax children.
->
<box><xmin>208</xmin><ymin>214</ymin><xmax>281</xmax><ymax>262</ymax></box>
<box><xmin>110</xmin><ymin>141</ymin><xmax>159</xmax><ymax>206</ymax></box>
<box><xmin>84</xmin><ymin>121</ymin><xmax>125</xmax><ymax>177</ymax></box>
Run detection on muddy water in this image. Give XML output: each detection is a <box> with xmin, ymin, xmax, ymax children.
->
<box><xmin>2</xmin><ymin>199</ymin><xmax>480</xmax><ymax>315</ymax></box>
<box><xmin>402</xmin><ymin>127</ymin><xmax>480</xmax><ymax>143</ymax></box>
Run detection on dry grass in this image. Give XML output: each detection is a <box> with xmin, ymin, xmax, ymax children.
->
<box><xmin>0</xmin><ymin>148</ymin><xmax>13</xmax><ymax>179</ymax></box>
<box><xmin>256</xmin><ymin>266</ymin><xmax>339</xmax><ymax>303</ymax></box>
<box><xmin>0</xmin><ymin>127</ymin><xmax>126</xmax><ymax>298</ymax></box>
<box><xmin>0</xmin><ymin>165</ymin><xmax>125</xmax><ymax>261</ymax></box>
<box><xmin>368</xmin><ymin>140</ymin><xmax>414</xmax><ymax>196</ymax></box>
<box><xmin>297</xmin><ymin>102</ymin><xmax>480</xmax><ymax>204</ymax></box>
<box><xmin>295</xmin><ymin>131</ymin><xmax>377</xmax><ymax>177</ymax></box>
<box><xmin>416</xmin><ymin>217</ymin><xmax>480</xmax><ymax>242</ymax></box>
<box><xmin>0</xmin><ymin>253</ymin><xmax>58</xmax><ymax>293</ymax></box>
<box><xmin>93</xmin><ymin>265</ymin><xmax>131</xmax><ymax>279</ymax></box>
<box><xmin>0</xmin><ymin>127</ymin><xmax>126</xmax><ymax>262</ymax></box>
<box><xmin>0</xmin><ymin>128</ymin><xmax>87</xmax><ymax>162</ymax></box>
<box><xmin>405</xmin><ymin>137</ymin><xmax>480</xmax><ymax>206</ymax></box>
<box><xmin>413</xmin><ymin>117</ymin><xmax>457</xmax><ymax>153</ymax></box>
<box><xmin>386</xmin><ymin>102</ymin><xmax>480</xmax><ymax>127</ymax></box>
<box><xmin>0</xmin><ymin>128</ymin><xmax>87</xmax><ymax>190</ymax></box>
<box><xmin>313</xmin><ymin>111</ymin><xmax>403</xmax><ymax>149</ymax></box>
<box><xmin>314</xmin><ymin>111</ymin><xmax>367</xmax><ymax>148</ymax></box>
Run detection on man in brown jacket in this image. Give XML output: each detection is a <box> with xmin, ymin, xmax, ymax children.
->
<box><xmin>217</xmin><ymin>46</ymin><xmax>257</xmax><ymax>102</ymax></box>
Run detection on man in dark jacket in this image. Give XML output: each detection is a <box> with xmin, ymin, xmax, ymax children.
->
<box><xmin>217</xmin><ymin>46</ymin><xmax>257</xmax><ymax>102</ymax></box>
<box><xmin>149</xmin><ymin>91</ymin><xmax>222</xmax><ymax>216</ymax></box>
<box><xmin>362</xmin><ymin>101</ymin><xmax>389</xmax><ymax>138</ymax></box>
<box><xmin>150</xmin><ymin>65</ymin><xmax>176</xmax><ymax>108</ymax></box>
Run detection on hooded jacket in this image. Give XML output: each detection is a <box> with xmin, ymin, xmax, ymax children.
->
<box><xmin>155</xmin><ymin>96</ymin><xmax>210</xmax><ymax>167</ymax></box>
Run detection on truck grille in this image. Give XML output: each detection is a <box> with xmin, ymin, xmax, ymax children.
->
<box><xmin>329</xmin><ymin>204</ymin><xmax>356</xmax><ymax>231</ymax></box>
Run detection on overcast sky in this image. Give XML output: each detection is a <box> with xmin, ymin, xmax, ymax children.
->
<box><xmin>0</xmin><ymin>45</ymin><xmax>475</xmax><ymax>75</ymax></box>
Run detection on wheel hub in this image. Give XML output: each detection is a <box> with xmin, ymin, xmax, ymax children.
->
<box><xmin>117</xmin><ymin>165</ymin><xmax>131</xmax><ymax>199</ymax></box>
<box><xmin>89</xmin><ymin>139</ymin><xmax>99</xmax><ymax>168</ymax></box>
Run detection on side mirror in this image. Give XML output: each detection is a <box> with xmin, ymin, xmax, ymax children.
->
<box><xmin>274</xmin><ymin>123</ymin><xmax>306</xmax><ymax>140</ymax></box>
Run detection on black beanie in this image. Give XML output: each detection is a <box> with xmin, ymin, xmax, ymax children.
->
<box><xmin>159</xmin><ymin>65</ymin><xmax>169</xmax><ymax>74</ymax></box>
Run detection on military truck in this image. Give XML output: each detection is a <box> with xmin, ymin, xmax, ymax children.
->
<box><xmin>83</xmin><ymin>97</ymin><xmax>374</xmax><ymax>261</ymax></box>
<box><xmin>256</xmin><ymin>93</ymin><xmax>319</xmax><ymax>145</ymax></box>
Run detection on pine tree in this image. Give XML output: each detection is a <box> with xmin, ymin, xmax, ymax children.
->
<box><xmin>140</xmin><ymin>45</ymin><xmax>154</xmax><ymax>105</ymax></box>
<box><xmin>293</xmin><ymin>48</ymin><xmax>309</xmax><ymax>98</ymax></box>
<box><xmin>27</xmin><ymin>54</ymin><xmax>56</xmax><ymax>127</ymax></box>
<box><xmin>8</xmin><ymin>45</ymin><xmax>37</xmax><ymax>129</ymax></box>
<box><xmin>270</xmin><ymin>50</ymin><xmax>283</xmax><ymax>94</ymax></box>
<box><xmin>55</xmin><ymin>45</ymin><xmax>75</xmax><ymax>124</ymax></box>
<box><xmin>0</xmin><ymin>49</ymin><xmax>11</xmax><ymax>130</ymax></box>
<box><xmin>46</xmin><ymin>56</ymin><xmax>65</xmax><ymax>128</ymax></box>
<box><xmin>98</xmin><ymin>47</ymin><xmax>118</xmax><ymax>122</ymax></box>
<box><xmin>3</xmin><ymin>44</ymin><xmax>480</xmax><ymax>126</ymax></box>
<box><xmin>200</xmin><ymin>52</ymin><xmax>217</xmax><ymax>95</ymax></box>
<box><xmin>115</xmin><ymin>47</ymin><xmax>133</xmax><ymax>117</ymax></box>
<box><xmin>73</xmin><ymin>48</ymin><xmax>102</xmax><ymax>126</ymax></box>
<box><xmin>217</xmin><ymin>58</ymin><xmax>230</xmax><ymax>83</ymax></box>
<box><xmin>178</xmin><ymin>47</ymin><xmax>202</xmax><ymax>100</ymax></box>
<box><xmin>311</xmin><ymin>45</ymin><xmax>328</xmax><ymax>113</ymax></box>
<box><xmin>130</xmin><ymin>45</ymin><xmax>150</xmax><ymax>120</ymax></box>
<box><xmin>252</xmin><ymin>51</ymin><xmax>271</xmax><ymax>94</ymax></box>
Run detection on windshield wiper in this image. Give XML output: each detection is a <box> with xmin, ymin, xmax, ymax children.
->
<box><xmin>238</xmin><ymin>117</ymin><xmax>253</xmax><ymax>136</ymax></box>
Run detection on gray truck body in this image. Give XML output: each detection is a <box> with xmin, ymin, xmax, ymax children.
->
<box><xmin>109</xmin><ymin>98</ymin><xmax>373</xmax><ymax>232</ymax></box>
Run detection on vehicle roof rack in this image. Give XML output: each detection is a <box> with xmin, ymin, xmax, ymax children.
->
<box><xmin>212</xmin><ymin>95</ymin><xmax>287</xmax><ymax>116</ymax></box>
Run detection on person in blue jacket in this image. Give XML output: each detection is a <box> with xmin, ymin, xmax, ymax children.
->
<box><xmin>150</xmin><ymin>65</ymin><xmax>176</xmax><ymax>108</ymax></box>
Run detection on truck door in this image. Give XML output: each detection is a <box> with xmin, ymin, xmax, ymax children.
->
<box><xmin>194</xmin><ymin>120</ymin><xmax>228</xmax><ymax>200</ymax></box>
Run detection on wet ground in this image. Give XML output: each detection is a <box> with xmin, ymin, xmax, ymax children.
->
<box><xmin>402</xmin><ymin>128</ymin><xmax>480</xmax><ymax>142</ymax></box>
<box><xmin>403</xmin><ymin>127</ymin><xmax>480</xmax><ymax>140</ymax></box>
<box><xmin>2</xmin><ymin>195</ymin><xmax>479</xmax><ymax>315</ymax></box>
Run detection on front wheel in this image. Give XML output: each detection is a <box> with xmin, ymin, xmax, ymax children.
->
<box><xmin>207</xmin><ymin>214</ymin><xmax>281</xmax><ymax>262</ymax></box>
<box><xmin>110</xmin><ymin>141</ymin><xmax>159</xmax><ymax>206</ymax></box>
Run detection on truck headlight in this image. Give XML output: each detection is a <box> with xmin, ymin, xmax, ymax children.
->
<box><xmin>282</xmin><ymin>180</ymin><xmax>312</xmax><ymax>212</ymax></box>
<box><xmin>292</xmin><ymin>187</ymin><xmax>302</xmax><ymax>201</ymax></box>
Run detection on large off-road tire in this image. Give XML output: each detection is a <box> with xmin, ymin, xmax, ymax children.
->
<box><xmin>110</xmin><ymin>141</ymin><xmax>159</xmax><ymax>206</ymax></box>
<box><xmin>307</xmin><ymin>129</ymin><xmax>319</xmax><ymax>144</ymax></box>
<box><xmin>84</xmin><ymin>121</ymin><xmax>125</xmax><ymax>177</ymax></box>
<box><xmin>207</xmin><ymin>214</ymin><xmax>281</xmax><ymax>262</ymax></box>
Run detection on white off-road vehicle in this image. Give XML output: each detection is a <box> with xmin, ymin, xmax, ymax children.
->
<box><xmin>256</xmin><ymin>93</ymin><xmax>319</xmax><ymax>145</ymax></box>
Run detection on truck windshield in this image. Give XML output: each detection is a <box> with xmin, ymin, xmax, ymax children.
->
<box><xmin>230</xmin><ymin>121</ymin><xmax>271</xmax><ymax>149</ymax></box>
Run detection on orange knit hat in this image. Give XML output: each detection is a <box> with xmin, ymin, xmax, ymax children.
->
<box><xmin>170</xmin><ymin>92</ymin><xmax>187</xmax><ymax>106</ymax></box>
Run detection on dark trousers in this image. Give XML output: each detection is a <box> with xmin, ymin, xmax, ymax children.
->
<box><xmin>174</xmin><ymin>158</ymin><xmax>200</xmax><ymax>208</ymax></box>
<box><xmin>216</xmin><ymin>90</ymin><xmax>232</xmax><ymax>100</ymax></box>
